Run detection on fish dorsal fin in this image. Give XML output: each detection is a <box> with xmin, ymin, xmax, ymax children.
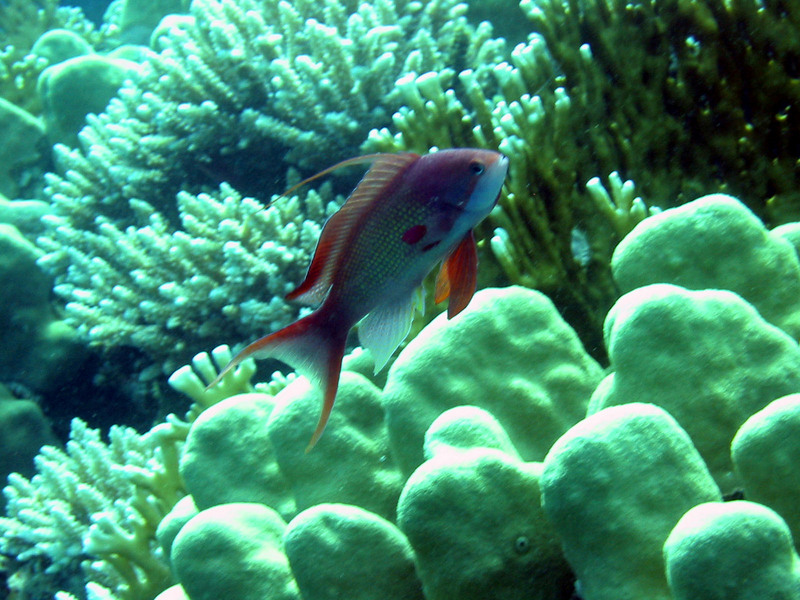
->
<box><xmin>287</xmin><ymin>152</ymin><xmax>420</xmax><ymax>304</ymax></box>
<box><xmin>434</xmin><ymin>231</ymin><xmax>478</xmax><ymax>318</ymax></box>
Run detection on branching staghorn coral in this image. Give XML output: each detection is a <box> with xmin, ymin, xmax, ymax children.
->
<box><xmin>37</xmin><ymin>0</ymin><xmax>506</xmax><ymax>374</ymax></box>
<box><xmin>43</xmin><ymin>0</ymin><xmax>505</xmax><ymax>226</ymax></box>
<box><xmin>38</xmin><ymin>183</ymin><xmax>339</xmax><ymax>376</ymax></box>
<box><xmin>0</xmin><ymin>346</ymin><xmax>274</xmax><ymax>600</ymax></box>
<box><xmin>0</xmin><ymin>418</ymin><xmax>185</xmax><ymax>600</ymax></box>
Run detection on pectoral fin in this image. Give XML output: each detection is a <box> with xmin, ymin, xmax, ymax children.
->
<box><xmin>434</xmin><ymin>231</ymin><xmax>478</xmax><ymax>318</ymax></box>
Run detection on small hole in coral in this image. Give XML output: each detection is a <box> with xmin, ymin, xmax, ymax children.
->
<box><xmin>514</xmin><ymin>535</ymin><xmax>531</xmax><ymax>554</ymax></box>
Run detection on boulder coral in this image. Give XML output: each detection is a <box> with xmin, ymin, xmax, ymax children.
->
<box><xmin>5</xmin><ymin>193</ymin><xmax>800</xmax><ymax>600</ymax></box>
<box><xmin>732</xmin><ymin>394</ymin><xmax>800</xmax><ymax>543</ymax></box>
<box><xmin>540</xmin><ymin>403</ymin><xmax>721</xmax><ymax>600</ymax></box>
<box><xmin>398</xmin><ymin>407</ymin><xmax>572</xmax><ymax>600</ymax></box>
<box><xmin>664</xmin><ymin>501</ymin><xmax>800</xmax><ymax>600</ymax></box>
<box><xmin>171</xmin><ymin>503</ymin><xmax>299</xmax><ymax>600</ymax></box>
<box><xmin>284</xmin><ymin>503</ymin><xmax>423</xmax><ymax>600</ymax></box>
<box><xmin>592</xmin><ymin>282</ymin><xmax>800</xmax><ymax>493</ymax></box>
<box><xmin>612</xmin><ymin>194</ymin><xmax>800</xmax><ymax>338</ymax></box>
<box><xmin>384</xmin><ymin>285</ymin><xmax>604</xmax><ymax>475</ymax></box>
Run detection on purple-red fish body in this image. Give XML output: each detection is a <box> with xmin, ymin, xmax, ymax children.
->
<box><xmin>210</xmin><ymin>148</ymin><xmax>508</xmax><ymax>450</ymax></box>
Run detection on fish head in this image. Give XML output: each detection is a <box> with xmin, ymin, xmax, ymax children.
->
<box><xmin>389</xmin><ymin>149</ymin><xmax>508</xmax><ymax>287</ymax></box>
<box><xmin>408</xmin><ymin>148</ymin><xmax>508</xmax><ymax>220</ymax></box>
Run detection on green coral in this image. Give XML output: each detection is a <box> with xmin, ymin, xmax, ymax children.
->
<box><xmin>0</xmin><ymin>0</ymin><xmax>102</xmax><ymax>114</ymax></box>
<box><xmin>611</xmin><ymin>193</ymin><xmax>800</xmax><ymax>339</ymax></box>
<box><xmin>171</xmin><ymin>503</ymin><xmax>299</xmax><ymax>600</ymax></box>
<box><xmin>732</xmin><ymin>394</ymin><xmax>800</xmax><ymax>544</ymax></box>
<box><xmin>38</xmin><ymin>183</ymin><xmax>339</xmax><ymax>375</ymax></box>
<box><xmin>180</xmin><ymin>392</ymin><xmax>296</xmax><ymax>518</ymax></box>
<box><xmin>383</xmin><ymin>285</ymin><xmax>603</xmax><ymax>475</ymax></box>
<box><xmin>285</xmin><ymin>503</ymin><xmax>423</xmax><ymax>600</ymax></box>
<box><xmin>6</xmin><ymin>259</ymin><xmax>800</xmax><ymax>599</ymax></box>
<box><xmin>43</xmin><ymin>0</ymin><xmax>503</xmax><ymax>225</ymax></box>
<box><xmin>664</xmin><ymin>501</ymin><xmax>800</xmax><ymax>600</ymax></box>
<box><xmin>0</xmin><ymin>418</ymin><xmax>185</xmax><ymax>600</ymax></box>
<box><xmin>541</xmin><ymin>403</ymin><xmax>722</xmax><ymax>600</ymax></box>
<box><xmin>36</xmin><ymin>0</ymin><xmax>505</xmax><ymax>374</ymax></box>
<box><xmin>399</xmin><ymin>415</ymin><xmax>572</xmax><ymax>600</ymax></box>
<box><xmin>367</xmin><ymin>0</ymin><xmax>800</xmax><ymax>352</ymax></box>
<box><xmin>593</xmin><ymin>282</ymin><xmax>800</xmax><ymax>492</ymax></box>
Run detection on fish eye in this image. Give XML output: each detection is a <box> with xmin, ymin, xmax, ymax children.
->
<box><xmin>469</xmin><ymin>161</ymin><xmax>485</xmax><ymax>175</ymax></box>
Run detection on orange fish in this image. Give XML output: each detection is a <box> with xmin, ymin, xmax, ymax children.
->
<box><xmin>209</xmin><ymin>148</ymin><xmax>508</xmax><ymax>450</ymax></box>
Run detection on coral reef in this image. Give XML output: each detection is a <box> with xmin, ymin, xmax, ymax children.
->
<box><xmin>0</xmin><ymin>0</ymin><xmax>101</xmax><ymax>115</ymax></box>
<box><xmin>611</xmin><ymin>193</ymin><xmax>800</xmax><ymax>339</ymax></box>
<box><xmin>383</xmin><ymin>285</ymin><xmax>603</xmax><ymax>475</ymax></box>
<box><xmin>38</xmin><ymin>183</ymin><xmax>339</xmax><ymax>375</ymax></box>
<box><xmin>36</xmin><ymin>0</ymin><xmax>506</xmax><ymax>375</ymax></box>
<box><xmin>366</xmin><ymin>0</ymin><xmax>800</xmax><ymax>352</ymax></box>
<box><xmin>399</xmin><ymin>412</ymin><xmax>572</xmax><ymax>600</ymax></box>
<box><xmin>593</xmin><ymin>283</ymin><xmax>800</xmax><ymax>492</ymax></box>
<box><xmin>0</xmin><ymin>418</ymin><xmax>185</xmax><ymax>600</ymax></box>
<box><xmin>0</xmin><ymin>17</ymin><xmax>124</xmax><ymax>199</ymax></box>
<box><xmin>3</xmin><ymin>0</ymin><xmax>800</xmax><ymax>594</ymax></box>
<box><xmin>42</xmin><ymin>0</ymin><xmax>504</xmax><ymax>225</ymax></box>
<box><xmin>732</xmin><ymin>394</ymin><xmax>800</xmax><ymax>544</ymax></box>
<box><xmin>664</xmin><ymin>501</ymin><xmax>800</xmax><ymax>600</ymax></box>
<box><xmin>525</xmin><ymin>0</ymin><xmax>800</xmax><ymax>222</ymax></box>
<box><xmin>542</xmin><ymin>403</ymin><xmax>721</xmax><ymax>600</ymax></box>
<box><xmin>4</xmin><ymin>188</ymin><xmax>800</xmax><ymax>598</ymax></box>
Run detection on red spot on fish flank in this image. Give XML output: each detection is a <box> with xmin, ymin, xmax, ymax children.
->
<box><xmin>401</xmin><ymin>224</ymin><xmax>427</xmax><ymax>244</ymax></box>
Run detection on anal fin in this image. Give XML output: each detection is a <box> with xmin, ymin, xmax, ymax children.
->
<box><xmin>358</xmin><ymin>292</ymin><xmax>420</xmax><ymax>373</ymax></box>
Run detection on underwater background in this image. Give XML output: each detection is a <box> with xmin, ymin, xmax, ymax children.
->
<box><xmin>1</xmin><ymin>0</ymin><xmax>800</xmax><ymax>599</ymax></box>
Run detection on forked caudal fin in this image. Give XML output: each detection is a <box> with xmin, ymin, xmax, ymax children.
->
<box><xmin>206</xmin><ymin>310</ymin><xmax>348</xmax><ymax>452</ymax></box>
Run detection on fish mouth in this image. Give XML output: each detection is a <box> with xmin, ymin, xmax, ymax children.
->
<box><xmin>464</xmin><ymin>153</ymin><xmax>509</xmax><ymax>215</ymax></box>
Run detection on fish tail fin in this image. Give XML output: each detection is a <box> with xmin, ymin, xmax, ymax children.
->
<box><xmin>207</xmin><ymin>310</ymin><xmax>348</xmax><ymax>452</ymax></box>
